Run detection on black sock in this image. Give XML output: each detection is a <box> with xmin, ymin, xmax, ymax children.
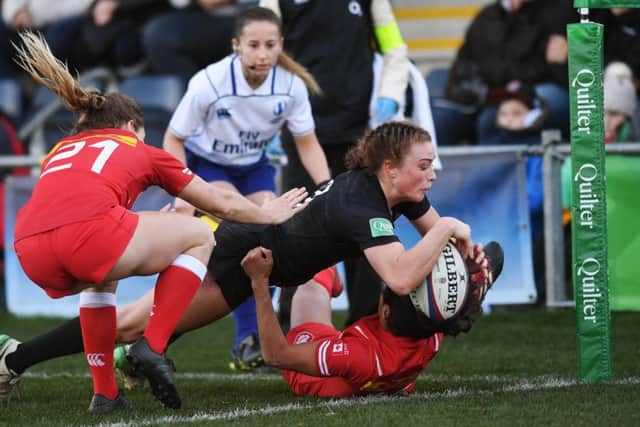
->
<box><xmin>6</xmin><ymin>316</ymin><xmax>84</xmax><ymax>374</ymax></box>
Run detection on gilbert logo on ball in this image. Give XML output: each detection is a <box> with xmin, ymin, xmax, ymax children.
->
<box><xmin>410</xmin><ymin>242</ymin><xmax>469</xmax><ymax>320</ymax></box>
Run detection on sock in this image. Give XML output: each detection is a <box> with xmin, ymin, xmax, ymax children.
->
<box><xmin>79</xmin><ymin>292</ymin><xmax>118</xmax><ymax>399</ymax></box>
<box><xmin>232</xmin><ymin>296</ymin><xmax>258</xmax><ymax>352</ymax></box>
<box><xmin>313</xmin><ymin>266</ymin><xmax>338</xmax><ymax>297</ymax></box>
<box><xmin>144</xmin><ymin>254</ymin><xmax>206</xmax><ymax>354</ymax></box>
<box><xmin>6</xmin><ymin>317</ymin><xmax>84</xmax><ymax>374</ymax></box>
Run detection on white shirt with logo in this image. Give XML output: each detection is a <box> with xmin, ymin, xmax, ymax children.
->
<box><xmin>169</xmin><ymin>55</ymin><xmax>315</xmax><ymax>166</ymax></box>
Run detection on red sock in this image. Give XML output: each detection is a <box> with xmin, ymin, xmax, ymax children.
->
<box><xmin>79</xmin><ymin>293</ymin><xmax>117</xmax><ymax>399</ymax></box>
<box><xmin>313</xmin><ymin>265</ymin><xmax>342</xmax><ymax>298</ymax></box>
<box><xmin>144</xmin><ymin>254</ymin><xmax>206</xmax><ymax>353</ymax></box>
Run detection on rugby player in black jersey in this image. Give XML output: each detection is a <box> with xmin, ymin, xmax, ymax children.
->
<box><xmin>1</xmin><ymin>122</ymin><xmax>491</xmax><ymax>407</ymax></box>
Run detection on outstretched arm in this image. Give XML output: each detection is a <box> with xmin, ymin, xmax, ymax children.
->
<box><xmin>241</xmin><ymin>247</ymin><xmax>320</xmax><ymax>375</ymax></box>
<box><xmin>179</xmin><ymin>175</ymin><xmax>308</xmax><ymax>225</ymax></box>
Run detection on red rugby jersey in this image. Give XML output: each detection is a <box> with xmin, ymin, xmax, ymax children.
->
<box><xmin>15</xmin><ymin>128</ymin><xmax>194</xmax><ymax>240</ymax></box>
<box><xmin>290</xmin><ymin>314</ymin><xmax>443</xmax><ymax>397</ymax></box>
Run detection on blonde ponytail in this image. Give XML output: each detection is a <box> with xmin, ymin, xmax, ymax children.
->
<box><xmin>14</xmin><ymin>31</ymin><xmax>144</xmax><ymax>133</ymax></box>
<box><xmin>13</xmin><ymin>31</ymin><xmax>104</xmax><ymax>113</ymax></box>
<box><xmin>277</xmin><ymin>51</ymin><xmax>322</xmax><ymax>95</ymax></box>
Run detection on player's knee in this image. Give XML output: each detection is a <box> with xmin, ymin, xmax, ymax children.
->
<box><xmin>188</xmin><ymin>219</ymin><xmax>216</xmax><ymax>262</ymax></box>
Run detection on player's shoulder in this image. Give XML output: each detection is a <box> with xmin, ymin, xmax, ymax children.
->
<box><xmin>273</xmin><ymin>64</ymin><xmax>305</xmax><ymax>96</ymax></box>
<box><xmin>189</xmin><ymin>57</ymin><xmax>233</xmax><ymax>96</ymax></box>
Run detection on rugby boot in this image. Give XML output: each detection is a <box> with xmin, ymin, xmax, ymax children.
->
<box><xmin>229</xmin><ymin>332</ymin><xmax>268</xmax><ymax>372</ymax></box>
<box><xmin>88</xmin><ymin>391</ymin><xmax>129</xmax><ymax>414</ymax></box>
<box><xmin>0</xmin><ymin>335</ymin><xmax>21</xmax><ymax>401</ymax></box>
<box><xmin>126</xmin><ymin>337</ymin><xmax>181</xmax><ymax>409</ymax></box>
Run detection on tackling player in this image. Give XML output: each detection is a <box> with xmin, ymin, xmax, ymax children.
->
<box><xmin>2</xmin><ymin>122</ymin><xmax>486</xmax><ymax>403</ymax></box>
<box><xmin>7</xmin><ymin>31</ymin><xmax>307</xmax><ymax>414</ymax></box>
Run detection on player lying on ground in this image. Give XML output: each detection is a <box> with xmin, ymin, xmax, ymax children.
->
<box><xmin>2</xmin><ymin>121</ymin><xmax>485</xmax><ymax>408</ymax></box>
<box><xmin>240</xmin><ymin>243</ymin><xmax>503</xmax><ymax>397</ymax></box>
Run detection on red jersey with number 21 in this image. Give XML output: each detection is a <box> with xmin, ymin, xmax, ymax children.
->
<box><xmin>15</xmin><ymin>128</ymin><xmax>195</xmax><ymax>240</ymax></box>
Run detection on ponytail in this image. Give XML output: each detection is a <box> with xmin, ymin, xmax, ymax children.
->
<box><xmin>277</xmin><ymin>51</ymin><xmax>322</xmax><ymax>95</ymax></box>
<box><xmin>14</xmin><ymin>31</ymin><xmax>144</xmax><ymax>134</ymax></box>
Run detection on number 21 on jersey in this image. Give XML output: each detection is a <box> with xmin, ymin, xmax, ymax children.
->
<box><xmin>41</xmin><ymin>139</ymin><xmax>119</xmax><ymax>178</ymax></box>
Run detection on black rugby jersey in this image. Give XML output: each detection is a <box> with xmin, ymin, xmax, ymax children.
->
<box><xmin>214</xmin><ymin>169</ymin><xmax>430</xmax><ymax>289</ymax></box>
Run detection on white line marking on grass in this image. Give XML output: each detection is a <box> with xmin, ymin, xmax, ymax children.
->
<box><xmin>84</xmin><ymin>376</ymin><xmax>640</xmax><ymax>427</ymax></box>
<box><xmin>24</xmin><ymin>371</ymin><xmax>282</xmax><ymax>381</ymax></box>
<box><xmin>26</xmin><ymin>371</ymin><xmax>640</xmax><ymax>385</ymax></box>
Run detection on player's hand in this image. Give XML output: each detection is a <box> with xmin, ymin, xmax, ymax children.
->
<box><xmin>174</xmin><ymin>197</ymin><xmax>196</xmax><ymax>216</ymax></box>
<box><xmin>446</xmin><ymin>217</ymin><xmax>472</xmax><ymax>258</ymax></box>
<box><xmin>242</xmin><ymin>247</ymin><xmax>273</xmax><ymax>286</ymax></box>
<box><xmin>262</xmin><ymin>187</ymin><xmax>309</xmax><ymax>224</ymax></box>
<box><xmin>466</xmin><ymin>243</ymin><xmax>488</xmax><ymax>277</ymax></box>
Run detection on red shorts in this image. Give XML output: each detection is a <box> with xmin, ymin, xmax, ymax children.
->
<box><xmin>281</xmin><ymin>322</ymin><xmax>357</xmax><ymax>397</ymax></box>
<box><xmin>14</xmin><ymin>205</ymin><xmax>139</xmax><ymax>298</ymax></box>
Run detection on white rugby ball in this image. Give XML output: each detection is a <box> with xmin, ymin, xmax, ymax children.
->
<box><xmin>409</xmin><ymin>242</ymin><xmax>469</xmax><ymax>320</ymax></box>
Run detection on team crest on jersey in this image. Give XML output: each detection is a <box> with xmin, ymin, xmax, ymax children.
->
<box><xmin>271</xmin><ymin>101</ymin><xmax>286</xmax><ymax>123</ymax></box>
<box><xmin>294</xmin><ymin>331</ymin><xmax>313</xmax><ymax>344</ymax></box>
<box><xmin>216</xmin><ymin>107</ymin><xmax>232</xmax><ymax>119</ymax></box>
<box><xmin>331</xmin><ymin>342</ymin><xmax>349</xmax><ymax>355</ymax></box>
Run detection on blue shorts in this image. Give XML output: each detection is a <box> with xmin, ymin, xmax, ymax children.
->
<box><xmin>186</xmin><ymin>150</ymin><xmax>276</xmax><ymax>195</ymax></box>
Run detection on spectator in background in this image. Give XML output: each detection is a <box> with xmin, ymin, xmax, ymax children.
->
<box><xmin>0</xmin><ymin>0</ymin><xmax>92</xmax><ymax>77</ymax></box>
<box><xmin>600</xmin><ymin>62</ymin><xmax>639</xmax><ymax>143</ymax></box>
<box><xmin>596</xmin><ymin>8</ymin><xmax>640</xmax><ymax>89</ymax></box>
<box><xmin>260</xmin><ymin>0</ymin><xmax>410</xmax><ymax>330</ymax></box>
<box><xmin>44</xmin><ymin>0</ymin><xmax>173</xmax><ymax>75</ymax></box>
<box><xmin>143</xmin><ymin>1</ymin><xmax>257</xmax><ymax>78</ymax></box>
<box><xmin>481</xmin><ymin>80</ymin><xmax>549</xmax><ymax>296</ymax></box>
<box><xmin>435</xmin><ymin>0</ymin><xmax>576</xmax><ymax>146</ymax></box>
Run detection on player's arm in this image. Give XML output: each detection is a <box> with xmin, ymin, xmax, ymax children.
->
<box><xmin>292</xmin><ymin>132</ymin><xmax>331</xmax><ymax>185</ymax></box>
<box><xmin>163</xmin><ymin>130</ymin><xmax>187</xmax><ymax>165</ymax></box>
<box><xmin>363</xmin><ymin>216</ymin><xmax>471</xmax><ymax>295</ymax></box>
<box><xmin>410</xmin><ymin>205</ymin><xmax>441</xmax><ymax>236</ymax></box>
<box><xmin>179</xmin><ymin>175</ymin><xmax>308</xmax><ymax>224</ymax></box>
<box><xmin>241</xmin><ymin>247</ymin><xmax>321</xmax><ymax>375</ymax></box>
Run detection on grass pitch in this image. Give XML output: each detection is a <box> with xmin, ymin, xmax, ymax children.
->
<box><xmin>1</xmin><ymin>307</ymin><xmax>639</xmax><ymax>426</ymax></box>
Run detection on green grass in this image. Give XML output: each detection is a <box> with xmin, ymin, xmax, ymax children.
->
<box><xmin>1</xmin><ymin>308</ymin><xmax>639</xmax><ymax>426</ymax></box>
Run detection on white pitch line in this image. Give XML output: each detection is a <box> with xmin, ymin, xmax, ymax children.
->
<box><xmin>23</xmin><ymin>371</ymin><xmax>561</xmax><ymax>383</ymax></box>
<box><xmin>83</xmin><ymin>376</ymin><xmax>640</xmax><ymax>427</ymax></box>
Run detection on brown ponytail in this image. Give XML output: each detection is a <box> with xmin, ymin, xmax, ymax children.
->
<box><xmin>277</xmin><ymin>51</ymin><xmax>322</xmax><ymax>95</ymax></box>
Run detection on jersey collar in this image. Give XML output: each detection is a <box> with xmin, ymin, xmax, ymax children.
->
<box><xmin>230</xmin><ymin>55</ymin><xmax>276</xmax><ymax>96</ymax></box>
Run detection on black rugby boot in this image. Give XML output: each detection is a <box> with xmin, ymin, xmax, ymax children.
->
<box><xmin>126</xmin><ymin>337</ymin><xmax>181</xmax><ymax>409</ymax></box>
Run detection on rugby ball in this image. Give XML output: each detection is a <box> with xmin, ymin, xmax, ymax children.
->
<box><xmin>409</xmin><ymin>242</ymin><xmax>469</xmax><ymax>320</ymax></box>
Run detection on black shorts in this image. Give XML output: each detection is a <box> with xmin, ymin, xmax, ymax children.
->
<box><xmin>209</xmin><ymin>222</ymin><xmax>266</xmax><ymax>310</ymax></box>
